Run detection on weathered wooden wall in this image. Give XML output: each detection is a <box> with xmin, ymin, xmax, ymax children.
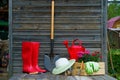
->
<box><xmin>9</xmin><ymin>0</ymin><xmax>107</xmax><ymax>76</ymax></box>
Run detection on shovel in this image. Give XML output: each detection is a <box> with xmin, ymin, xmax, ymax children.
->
<box><xmin>44</xmin><ymin>0</ymin><xmax>60</xmax><ymax>72</ymax></box>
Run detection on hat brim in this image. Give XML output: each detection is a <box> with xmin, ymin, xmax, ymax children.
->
<box><xmin>52</xmin><ymin>59</ymin><xmax>75</xmax><ymax>75</ymax></box>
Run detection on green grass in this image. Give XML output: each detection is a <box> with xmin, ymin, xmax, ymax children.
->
<box><xmin>107</xmin><ymin>1</ymin><xmax>120</xmax><ymax>79</ymax></box>
<box><xmin>108</xmin><ymin>49</ymin><xmax>120</xmax><ymax>80</ymax></box>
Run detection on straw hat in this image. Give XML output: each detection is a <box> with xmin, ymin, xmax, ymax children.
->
<box><xmin>52</xmin><ymin>58</ymin><xmax>75</xmax><ymax>75</ymax></box>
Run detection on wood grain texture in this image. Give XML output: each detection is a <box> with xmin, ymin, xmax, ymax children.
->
<box><xmin>9</xmin><ymin>73</ymin><xmax>117</xmax><ymax>80</ymax></box>
<box><xmin>9</xmin><ymin>0</ymin><xmax>108</xmax><ymax>76</ymax></box>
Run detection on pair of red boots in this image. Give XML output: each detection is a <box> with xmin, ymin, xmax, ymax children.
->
<box><xmin>22</xmin><ymin>42</ymin><xmax>46</xmax><ymax>74</ymax></box>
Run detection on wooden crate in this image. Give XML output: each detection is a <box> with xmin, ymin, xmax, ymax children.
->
<box><xmin>65</xmin><ymin>62</ymin><xmax>105</xmax><ymax>76</ymax></box>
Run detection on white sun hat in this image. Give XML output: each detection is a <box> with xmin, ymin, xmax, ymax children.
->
<box><xmin>52</xmin><ymin>58</ymin><xmax>75</xmax><ymax>75</ymax></box>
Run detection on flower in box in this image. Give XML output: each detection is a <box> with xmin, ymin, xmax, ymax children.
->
<box><xmin>77</xmin><ymin>50</ymin><xmax>102</xmax><ymax>63</ymax></box>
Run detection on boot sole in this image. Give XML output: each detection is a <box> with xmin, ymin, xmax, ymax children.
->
<box><xmin>23</xmin><ymin>71</ymin><xmax>38</xmax><ymax>74</ymax></box>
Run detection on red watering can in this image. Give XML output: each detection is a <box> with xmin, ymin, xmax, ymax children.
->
<box><xmin>63</xmin><ymin>39</ymin><xmax>85</xmax><ymax>61</ymax></box>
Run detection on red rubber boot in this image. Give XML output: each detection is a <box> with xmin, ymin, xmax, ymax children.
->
<box><xmin>32</xmin><ymin>42</ymin><xmax>46</xmax><ymax>73</ymax></box>
<box><xmin>22</xmin><ymin>42</ymin><xmax>38</xmax><ymax>74</ymax></box>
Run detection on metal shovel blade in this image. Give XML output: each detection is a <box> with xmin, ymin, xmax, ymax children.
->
<box><xmin>44</xmin><ymin>54</ymin><xmax>59</xmax><ymax>72</ymax></box>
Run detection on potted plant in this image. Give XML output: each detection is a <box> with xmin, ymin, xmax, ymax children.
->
<box><xmin>71</xmin><ymin>50</ymin><xmax>105</xmax><ymax>76</ymax></box>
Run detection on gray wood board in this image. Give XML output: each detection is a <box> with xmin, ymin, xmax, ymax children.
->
<box><xmin>9</xmin><ymin>73</ymin><xmax>117</xmax><ymax>80</ymax></box>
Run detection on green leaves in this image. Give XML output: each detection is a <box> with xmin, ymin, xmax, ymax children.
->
<box><xmin>85</xmin><ymin>62</ymin><xmax>100</xmax><ymax>75</ymax></box>
<box><xmin>108</xmin><ymin>0</ymin><xmax>120</xmax><ymax>20</ymax></box>
<box><xmin>108</xmin><ymin>49</ymin><xmax>120</xmax><ymax>79</ymax></box>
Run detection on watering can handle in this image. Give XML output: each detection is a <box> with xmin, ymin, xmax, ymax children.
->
<box><xmin>72</xmin><ymin>39</ymin><xmax>82</xmax><ymax>46</ymax></box>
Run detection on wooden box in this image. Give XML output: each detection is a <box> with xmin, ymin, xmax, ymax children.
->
<box><xmin>65</xmin><ymin>62</ymin><xmax>105</xmax><ymax>76</ymax></box>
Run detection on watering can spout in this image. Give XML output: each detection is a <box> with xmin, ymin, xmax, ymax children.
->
<box><xmin>63</xmin><ymin>40</ymin><xmax>69</xmax><ymax>48</ymax></box>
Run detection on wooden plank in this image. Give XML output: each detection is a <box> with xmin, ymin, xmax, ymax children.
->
<box><xmin>12</xmin><ymin>1</ymin><xmax>101</xmax><ymax>7</ymax></box>
<box><xmin>12</xmin><ymin>3</ymin><xmax>101</xmax><ymax>7</ymax></box>
<box><xmin>12</xmin><ymin>20</ymin><xmax>100</xmax><ymax>24</ymax></box>
<box><xmin>13</xmin><ymin>6</ymin><xmax>101</xmax><ymax>13</ymax></box>
<box><xmin>12</xmin><ymin>32</ymin><xmax>100</xmax><ymax>36</ymax></box>
<box><xmin>9</xmin><ymin>74</ymin><xmax>117</xmax><ymax>80</ymax></box>
<box><xmin>12</xmin><ymin>23</ymin><xmax>101</xmax><ymax>30</ymax></box>
<box><xmin>13</xmin><ymin>17</ymin><xmax>101</xmax><ymax>23</ymax></box>
<box><xmin>13</xmin><ymin>15</ymin><xmax>101</xmax><ymax>18</ymax></box>
<box><xmin>13</xmin><ymin>9</ymin><xmax>101</xmax><ymax>13</ymax></box>
<box><xmin>11</xmin><ymin>41</ymin><xmax>101</xmax><ymax>48</ymax></box>
<box><xmin>12</xmin><ymin>29</ymin><xmax>101</xmax><ymax>34</ymax></box>
<box><xmin>13</xmin><ymin>12</ymin><xmax>101</xmax><ymax>18</ymax></box>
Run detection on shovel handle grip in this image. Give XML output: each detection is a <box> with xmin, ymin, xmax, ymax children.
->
<box><xmin>51</xmin><ymin>0</ymin><xmax>55</xmax><ymax>39</ymax></box>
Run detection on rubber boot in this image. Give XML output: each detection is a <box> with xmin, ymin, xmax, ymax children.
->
<box><xmin>32</xmin><ymin>42</ymin><xmax>46</xmax><ymax>73</ymax></box>
<box><xmin>22</xmin><ymin>42</ymin><xmax>38</xmax><ymax>74</ymax></box>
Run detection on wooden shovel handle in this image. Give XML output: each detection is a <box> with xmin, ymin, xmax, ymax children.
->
<box><xmin>51</xmin><ymin>0</ymin><xmax>54</xmax><ymax>39</ymax></box>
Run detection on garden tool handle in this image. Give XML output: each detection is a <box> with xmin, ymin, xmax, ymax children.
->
<box><xmin>50</xmin><ymin>0</ymin><xmax>55</xmax><ymax>58</ymax></box>
<box><xmin>72</xmin><ymin>39</ymin><xmax>82</xmax><ymax>46</ymax></box>
<box><xmin>51</xmin><ymin>0</ymin><xmax>55</xmax><ymax>39</ymax></box>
